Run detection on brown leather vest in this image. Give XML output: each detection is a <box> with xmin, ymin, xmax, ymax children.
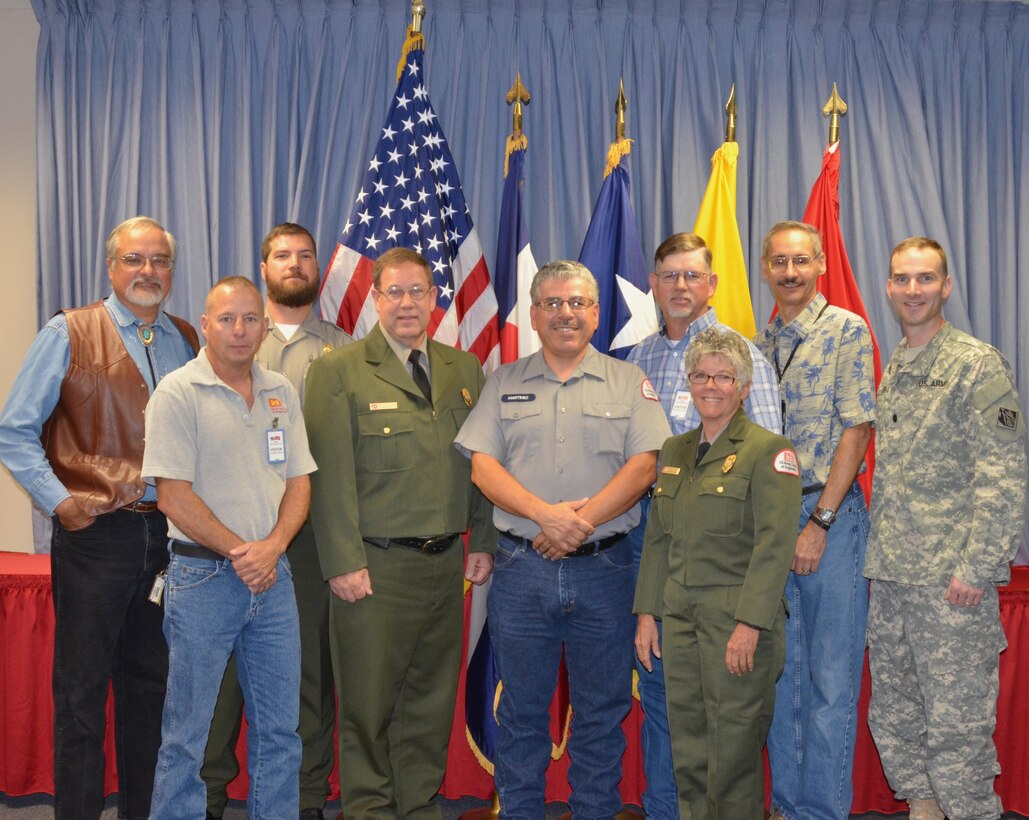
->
<box><xmin>41</xmin><ymin>301</ymin><xmax>200</xmax><ymax>516</ymax></box>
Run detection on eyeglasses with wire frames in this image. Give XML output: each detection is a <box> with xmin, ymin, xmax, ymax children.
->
<box><xmin>375</xmin><ymin>284</ymin><xmax>435</xmax><ymax>302</ymax></box>
<box><xmin>115</xmin><ymin>254</ymin><xmax>174</xmax><ymax>272</ymax></box>
<box><xmin>766</xmin><ymin>255</ymin><xmax>819</xmax><ymax>273</ymax></box>
<box><xmin>655</xmin><ymin>270</ymin><xmax>710</xmax><ymax>285</ymax></box>
<box><xmin>533</xmin><ymin>296</ymin><xmax>597</xmax><ymax>312</ymax></box>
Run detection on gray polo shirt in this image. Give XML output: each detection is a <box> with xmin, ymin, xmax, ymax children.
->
<box><xmin>142</xmin><ymin>347</ymin><xmax>317</xmax><ymax>543</ymax></box>
<box><xmin>455</xmin><ymin>346</ymin><xmax>670</xmax><ymax>539</ymax></box>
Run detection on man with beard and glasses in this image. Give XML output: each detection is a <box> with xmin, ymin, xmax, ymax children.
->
<box><xmin>201</xmin><ymin>223</ymin><xmax>350</xmax><ymax>820</ymax></box>
<box><xmin>0</xmin><ymin>216</ymin><xmax>199</xmax><ymax>820</ymax></box>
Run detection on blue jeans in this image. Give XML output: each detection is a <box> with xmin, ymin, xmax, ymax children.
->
<box><xmin>489</xmin><ymin>533</ymin><xmax>635</xmax><ymax>819</ymax></box>
<box><xmin>767</xmin><ymin>483</ymin><xmax>869</xmax><ymax>820</ymax></box>
<box><xmin>629</xmin><ymin>497</ymin><xmax>680</xmax><ymax>819</ymax></box>
<box><xmin>51</xmin><ymin>509</ymin><xmax>169</xmax><ymax>820</ymax></box>
<box><xmin>149</xmin><ymin>552</ymin><xmax>301</xmax><ymax>820</ymax></box>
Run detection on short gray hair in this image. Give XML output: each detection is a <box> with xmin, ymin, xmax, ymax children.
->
<box><xmin>529</xmin><ymin>260</ymin><xmax>599</xmax><ymax>304</ymax></box>
<box><xmin>106</xmin><ymin>216</ymin><xmax>176</xmax><ymax>261</ymax></box>
<box><xmin>684</xmin><ymin>327</ymin><xmax>753</xmax><ymax>393</ymax></box>
<box><xmin>761</xmin><ymin>221</ymin><xmax>822</xmax><ymax>261</ymax></box>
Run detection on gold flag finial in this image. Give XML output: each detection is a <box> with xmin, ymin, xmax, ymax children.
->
<box><xmin>724</xmin><ymin>83</ymin><xmax>737</xmax><ymax>143</ymax></box>
<box><xmin>615</xmin><ymin>78</ymin><xmax>627</xmax><ymax>141</ymax></box>
<box><xmin>822</xmin><ymin>82</ymin><xmax>848</xmax><ymax>145</ymax></box>
<box><xmin>411</xmin><ymin>0</ymin><xmax>426</xmax><ymax>32</ymax></box>
<box><xmin>506</xmin><ymin>72</ymin><xmax>531</xmax><ymax>138</ymax></box>
<box><xmin>503</xmin><ymin>73</ymin><xmax>532</xmax><ymax>177</ymax></box>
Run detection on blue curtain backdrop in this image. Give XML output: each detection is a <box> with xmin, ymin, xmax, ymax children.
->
<box><xmin>32</xmin><ymin>0</ymin><xmax>1028</xmax><ymax>430</ymax></box>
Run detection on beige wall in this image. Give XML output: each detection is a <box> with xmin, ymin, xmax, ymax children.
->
<box><xmin>0</xmin><ymin>2</ymin><xmax>40</xmax><ymax>553</ymax></box>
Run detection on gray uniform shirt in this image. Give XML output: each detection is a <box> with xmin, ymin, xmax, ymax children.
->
<box><xmin>454</xmin><ymin>346</ymin><xmax>671</xmax><ymax>539</ymax></box>
<box><xmin>142</xmin><ymin>347</ymin><xmax>317</xmax><ymax>543</ymax></box>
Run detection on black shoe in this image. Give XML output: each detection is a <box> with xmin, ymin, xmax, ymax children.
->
<box><xmin>299</xmin><ymin>810</ymin><xmax>326</xmax><ymax>820</ymax></box>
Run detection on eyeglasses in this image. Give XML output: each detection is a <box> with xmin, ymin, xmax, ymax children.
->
<box><xmin>533</xmin><ymin>297</ymin><xmax>597</xmax><ymax>312</ymax></box>
<box><xmin>656</xmin><ymin>270</ymin><xmax>709</xmax><ymax>285</ymax></box>
<box><xmin>376</xmin><ymin>285</ymin><xmax>434</xmax><ymax>302</ymax></box>
<box><xmin>117</xmin><ymin>254</ymin><xmax>174</xmax><ymax>272</ymax></box>
<box><xmin>687</xmin><ymin>371</ymin><xmax>737</xmax><ymax>386</ymax></box>
<box><xmin>767</xmin><ymin>255</ymin><xmax>817</xmax><ymax>273</ymax></box>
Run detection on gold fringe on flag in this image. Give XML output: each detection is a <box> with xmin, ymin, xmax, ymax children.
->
<box><xmin>603</xmin><ymin>137</ymin><xmax>633</xmax><ymax>178</ymax></box>
<box><xmin>395</xmin><ymin>27</ymin><xmax>425</xmax><ymax>84</ymax></box>
<box><xmin>503</xmin><ymin>133</ymin><xmax>528</xmax><ymax>179</ymax></box>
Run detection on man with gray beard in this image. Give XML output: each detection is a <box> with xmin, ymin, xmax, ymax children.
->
<box><xmin>0</xmin><ymin>216</ymin><xmax>199</xmax><ymax>819</ymax></box>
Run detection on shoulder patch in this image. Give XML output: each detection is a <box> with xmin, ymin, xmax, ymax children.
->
<box><xmin>641</xmin><ymin>378</ymin><xmax>659</xmax><ymax>401</ymax></box>
<box><xmin>773</xmin><ymin>449</ymin><xmax>800</xmax><ymax>476</ymax></box>
<box><xmin>998</xmin><ymin>406</ymin><xmax>1019</xmax><ymax>430</ymax></box>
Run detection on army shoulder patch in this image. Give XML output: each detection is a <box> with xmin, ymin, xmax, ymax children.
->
<box><xmin>997</xmin><ymin>406</ymin><xmax>1019</xmax><ymax>430</ymax></box>
<box><xmin>773</xmin><ymin>449</ymin><xmax>800</xmax><ymax>476</ymax></box>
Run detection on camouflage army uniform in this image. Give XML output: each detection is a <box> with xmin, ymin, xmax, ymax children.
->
<box><xmin>865</xmin><ymin>322</ymin><xmax>1027</xmax><ymax>820</ymax></box>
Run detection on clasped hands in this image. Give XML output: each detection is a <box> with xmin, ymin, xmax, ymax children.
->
<box><xmin>532</xmin><ymin>498</ymin><xmax>594</xmax><ymax>559</ymax></box>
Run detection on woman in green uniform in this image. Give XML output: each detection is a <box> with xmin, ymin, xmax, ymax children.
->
<box><xmin>634</xmin><ymin>327</ymin><xmax>801</xmax><ymax>819</ymax></box>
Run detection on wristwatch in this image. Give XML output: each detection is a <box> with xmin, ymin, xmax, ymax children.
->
<box><xmin>810</xmin><ymin>506</ymin><xmax>836</xmax><ymax>531</ymax></box>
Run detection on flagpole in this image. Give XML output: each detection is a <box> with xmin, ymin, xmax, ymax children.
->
<box><xmin>724</xmin><ymin>82</ymin><xmax>737</xmax><ymax>143</ymax></box>
<box><xmin>823</xmin><ymin>81</ymin><xmax>847</xmax><ymax>145</ymax></box>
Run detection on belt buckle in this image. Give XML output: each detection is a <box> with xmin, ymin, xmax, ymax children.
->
<box><xmin>421</xmin><ymin>535</ymin><xmax>446</xmax><ymax>554</ymax></box>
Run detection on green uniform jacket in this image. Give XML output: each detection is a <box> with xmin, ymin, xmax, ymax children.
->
<box><xmin>304</xmin><ymin>324</ymin><xmax>496</xmax><ymax>580</ymax></box>
<box><xmin>634</xmin><ymin>408</ymin><xmax>801</xmax><ymax>630</ymax></box>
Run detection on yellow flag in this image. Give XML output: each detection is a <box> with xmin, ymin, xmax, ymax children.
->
<box><xmin>692</xmin><ymin>142</ymin><xmax>756</xmax><ymax>337</ymax></box>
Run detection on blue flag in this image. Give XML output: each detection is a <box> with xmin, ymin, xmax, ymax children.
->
<box><xmin>577</xmin><ymin>143</ymin><xmax>656</xmax><ymax>359</ymax></box>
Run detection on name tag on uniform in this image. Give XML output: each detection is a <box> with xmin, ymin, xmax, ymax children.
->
<box><xmin>267</xmin><ymin>429</ymin><xmax>286</xmax><ymax>463</ymax></box>
<box><xmin>502</xmin><ymin>393</ymin><xmax>535</xmax><ymax>402</ymax></box>
<box><xmin>369</xmin><ymin>401</ymin><xmax>399</xmax><ymax>411</ymax></box>
<box><xmin>670</xmin><ymin>390</ymin><xmax>692</xmax><ymax>419</ymax></box>
<box><xmin>661</xmin><ymin>465</ymin><xmax>681</xmax><ymax>475</ymax></box>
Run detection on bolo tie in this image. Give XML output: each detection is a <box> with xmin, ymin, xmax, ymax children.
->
<box><xmin>138</xmin><ymin>323</ymin><xmax>159</xmax><ymax>389</ymax></box>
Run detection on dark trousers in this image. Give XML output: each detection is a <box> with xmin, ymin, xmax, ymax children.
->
<box><xmin>50</xmin><ymin>508</ymin><xmax>169</xmax><ymax>820</ymax></box>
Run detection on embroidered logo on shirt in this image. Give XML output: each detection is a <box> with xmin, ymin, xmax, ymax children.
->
<box><xmin>998</xmin><ymin>406</ymin><xmax>1019</xmax><ymax>430</ymax></box>
<box><xmin>641</xmin><ymin>379</ymin><xmax>659</xmax><ymax>401</ymax></box>
<box><xmin>918</xmin><ymin>378</ymin><xmax>949</xmax><ymax>388</ymax></box>
<box><xmin>267</xmin><ymin>397</ymin><xmax>287</xmax><ymax>414</ymax></box>
<box><xmin>773</xmin><ymin>449</ymin><xmax>800</xmax><ymax>476</ymax></box>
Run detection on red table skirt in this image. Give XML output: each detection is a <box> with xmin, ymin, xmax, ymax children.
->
<box><xmin>3</xmin><ymin>551</ymin><xmax>1027</xmax><ymax>814</ymax></box>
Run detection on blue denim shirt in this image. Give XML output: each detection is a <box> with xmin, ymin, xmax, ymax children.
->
<box><xmin>0</xmin><ymin>295</ymin><xmax>197</xmax><ymax>512</ymax></box>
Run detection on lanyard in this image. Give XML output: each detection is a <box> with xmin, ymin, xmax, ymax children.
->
<box><xmin>772</xmin><ymin>301</ymin><xmax>829</xmax><ymax>433</ymax></box>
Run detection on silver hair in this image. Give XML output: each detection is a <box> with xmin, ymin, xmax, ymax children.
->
<box><xmin>105</xmin><ymin>216</ymin><xmax>176</xmax><ymax>261</ymax></box>
<box><xmin>529</xmin><ymin>260</ymin><xmax>600</xmax><ymax>304</ymax></box>
<box><xmin>684</xmin><ymin>326</ymin><xmax>753</xmax><ymax>392</ymax></box>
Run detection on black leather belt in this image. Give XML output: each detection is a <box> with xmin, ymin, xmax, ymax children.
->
<box><xmin>363</xmin><ymin>534</ymin><xmax>460</xmax><ymax>555</ymax></box>
<box><xmin>501</xmin><ymin>532</ymin><xmax>625</xmax><ymax>559</ymax></box>
<box><xmin>124</xmin><ymin>499</ymin><xmax>160</xmax><ymax>513</ymax></box>
<box><xmin>801</xmin><ymin>482</ymin><xmax>825</xmax><ymax>496</ymax></box>
<box><xmin>170</xmin><ymin>539</ymin><xmax>223</xmax><ymax>560</ymax></box>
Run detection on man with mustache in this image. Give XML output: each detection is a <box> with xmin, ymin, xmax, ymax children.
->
<box><xmin>0</xmin><ymin>216</ymin><xmax>199</xmax><ymax>819</ymax></box>
<box><xmin>455</xmin><ymin>260</ymin><xmax>670</xmax><ymax>818</ymax></box>
<box><xmin>201</xmin><ymin>224</ymin><xmax>350</xmax><ymax>820</ymax></box>
<box><xmin>755</xmin><ymin>221</ymin><xmax>876</xmax><ymax>820</ymax></box>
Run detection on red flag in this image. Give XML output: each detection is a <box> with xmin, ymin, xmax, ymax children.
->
<box><xmin>802</xmin><ymin>142</ymin><xmax>882</xmax><ymax>502</ymax></box>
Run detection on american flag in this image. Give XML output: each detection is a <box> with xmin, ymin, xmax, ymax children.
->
<box><xmin>320</xmin><ymin>32</ymin><xmax>499</xmax><ymax>367</ymax></box>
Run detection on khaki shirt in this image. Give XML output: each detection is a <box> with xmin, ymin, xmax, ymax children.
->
<box><xmin>259</xmin><ymin>310</ymin><xmax>351</xmax><ymax>402</ymax></box>
<box><xmin>454</xmin><ymin>346</ymin><xmax>671</xmax><ymax>539</ymax></box>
